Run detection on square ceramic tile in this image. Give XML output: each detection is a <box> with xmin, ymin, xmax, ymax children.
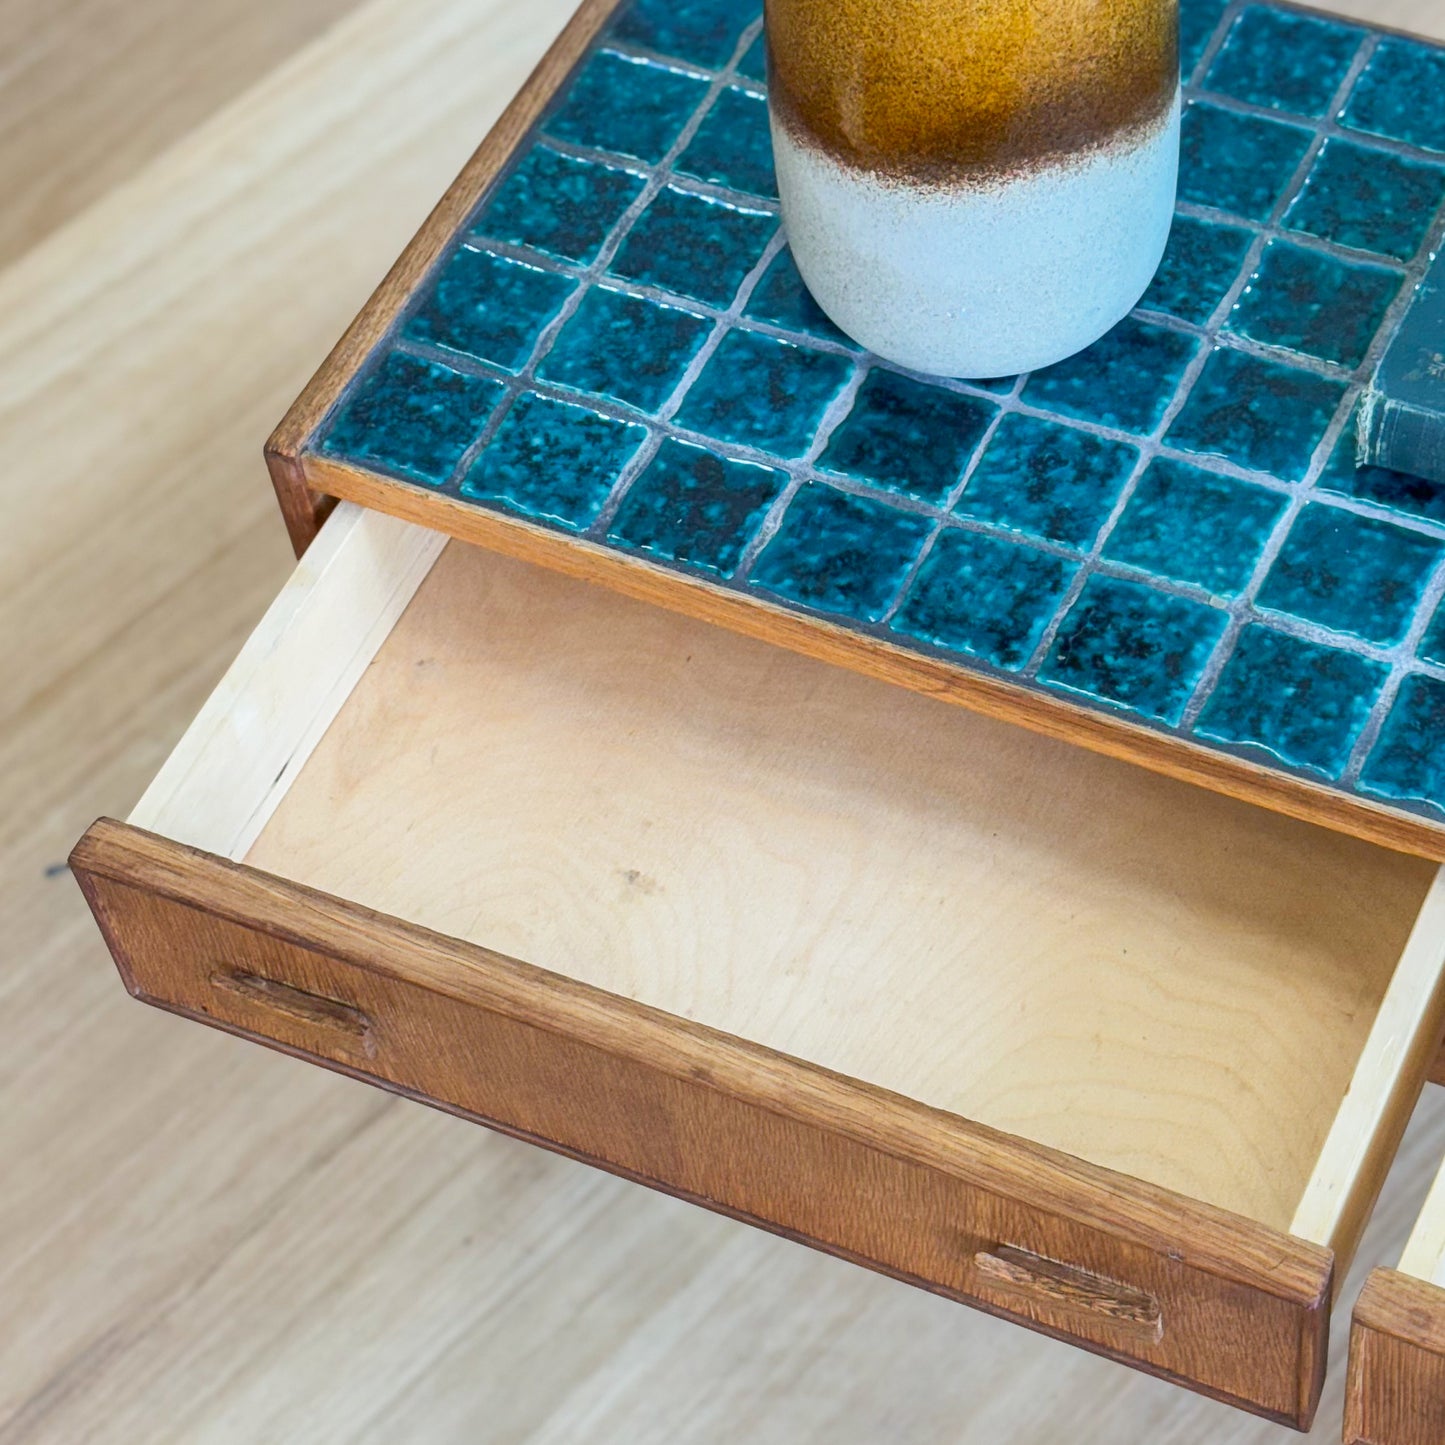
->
<box><xmin>675</xmin><ymin>86</ymin><xmax>776</xmax><ymax>198</ymax></box>
<box><xmin>1039</xmin><ymin>575</ymin><xmax>1229</xmax><ymax>725</ymax></box>
<box><xmin>609</xmin><ymin>185</ymin><xmax>775</xmax><ymax>306</ymax></box>
<box><xmin>1140</xmin><ymin>214</ymin><xmax>1255</xmax><ymax>325</ymax></box>
<box><xmin>893</xmin><ymin>528</ymin><xmax>1078</xmax><ymax>671</ymax></box>
<box><xmin>1361</xmin><ymin>675</ymin><xmax>1445</xmax><ymax>810</ymax></box>
<box><xmin>955</xmin><ymin>414</ymin><xmax>1139</xmax><ymax>548</ymax></box>
<box><xmin>537</xmin><ymin>286</ymin><xmax>712</xmax><ymax>413</ymax></box>
<box><xmin>1022</xmin><ymin>316</ymin><xmax>1197</xmax><ymax>435</ymax></box>
<box><xmin>608</xmin><ymin>0</ymin><xmax>759</xmax><ymax>68</ymax></box>
<box><xmin>608</xmin><ymin>437</ymin><xmax>786</xmax><ymax>575</ymax></box>
<box><xmin>748</xmin><ymin>483</ymin><xmax>933</xmax><ymax>621</ymax></box>
<box><xmin>473</xmin><ymin>146</ymin><xmax>645</xmax><ymax>265</ymax></box>
<box><xmin>1179</xmin><ymin>102</ymin><xmax>1314</xmax><ymax>221</ymax></box>
<box><xmin>406</xmin><ymin>248</ymin><xmax>575</xmax><ymax>371</ymax></box>
<box><xmin>1343</xmin><ymin>36</ymin><xmax>1445</xmax><ymax>156</ymax></box>
<box><xmin>1419</xmin><ymin>598</ymin><xmax>1445</xmax><ymax>667</ymax></box>
<box><xmin>319</xmin><ymin>351</ymin><xmax>503</xmax><ymax>485</ymax></box>
<box><xmin>1180</xmin><ymin>0</ymin><xmax>1231</xmax><ymax>77</ymax></box>
<box><xmin>1256</xmin><ymin>502</ymin><xmax>1445</xmax><ymax>646</ymax></box>
<box><xmin>673</xmin><ymin>328</ymin><xmax>853</xmax><ymax>456</ymax></box>
<box><xmin>1205</xmin><ymin>7</ymin><xmax>1362</xmax><ymax>117</ymax></box>
<box><xmin>1166</xmin><ymin>347</ymin><xmax>1346</xmax><ymax>478</ymax></box>
<box><xmin>1102</xmin><ymin>457</ymin><xmax>1287</xmax><ymax>595</ymax></box>
<box><xmin>818</xmin><ymin>369</ymin><xmax>997</xmax><ymax>505</ymax></box>
<box><xmin>1285</xmin><ymin>138</ymin><xmax>1445</xmax><ymax>261</ymax></box>
<box><xmin>1196</xmin><ymin>625</ymin><xmax>1387</xmax><ymax>776</ymax></box>
<box><xmin>459</xmin><ymin>392</ymin><xmax>649</xmax><ymax>529</ymax></box>
<box><xmin>743</xmin><ymin>247</ymin><xmax>851</xmax><ymax>346</ymax></box>
<box><xmin>1227</xmin><ymin>240</ymin><xmax>1402</xmax><ymax>368</ymax></box>
<box><xmin>735</xmin><ymin>30</ymin><xmax>767</xmax><ymax>85</ymax></box>
<box><xmin>543</xmin><ymin>51</ymin><xmax>709</xmax><ymax>165</ymax></box>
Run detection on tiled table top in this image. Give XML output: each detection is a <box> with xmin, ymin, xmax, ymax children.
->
<box><xmin>308</xmin><ymin>0</ymin><xmax>1445</xmax><ymax>844</ymax></box>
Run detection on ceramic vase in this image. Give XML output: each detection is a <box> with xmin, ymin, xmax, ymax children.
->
<box><xmin>765</xmin><ymin>0</ymin><xmax>1181</xmax><ymax>379</ymax></box>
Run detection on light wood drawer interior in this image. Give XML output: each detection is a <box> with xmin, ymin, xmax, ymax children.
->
<box><xmin>81</xmin><ymin>502</ymin><xmax>1445</xmax><ymax>1428</ymax></box>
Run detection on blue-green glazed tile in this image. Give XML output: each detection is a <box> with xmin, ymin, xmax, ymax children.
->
<box><xmin>1180</xmin><ymin>0</ymin><xmax>1230</xmax><ymax>77</ymax></box>
<box><xmin>1140</xmin><ymin>214</ymin><xmax>1254</xmax><ymax>325</ymax></box>
<box><xmin>320</xmin><ymin>351</ymin><xmax>503</xmax><ymax>486</ymax></box>
<box><xmin>744</xmin><ymin>248</ymin><xmax>850</xmax><ymax>346</ymax></box>
<box><xmin>819</xmin><ymin>370</ymin><xmax>996</xmax><ymax>506</ymax></box>
<box><xmin>1166</xmin><ymin>347</ymin><xmax>1345</xmax><ymax>479</ymax></box>
<box><xmin>1360</xmin><ymin>675</ymin><xmax>1445</xmax><ymax>813</ymax></box>
<box><xmin>609</xmin><ymin>186</ymin><xmax>775</xmax><ymax>307</ymax></box>
<box><xmin>1195</xmin><ymin>625</ymin><xmax>1387</xmax><ymax>776</ymax></box>
<box><xmin>1227</xmin><ymin>241</ymin><xmax>1402</xmax><ymax>368</ymax></box>
<box><xmin>543</xmin><ymin>51</ymin><xmax>709</xmax><ymax>165</ymax></box>
<box><xmin>955</xmin><ymin>414</ymin><xmax>1138</xmax><ymax>549</ymax></box>
<box><xmin>1103</xmin><ymin>457</ymin><xmax>1287</xmax><ymax>595</ymax></box>
<box><xmin>609</xmin><ymin>0</ymin><xmax>758</xmax><ymax>68</ymax></box>
<box><xmin>1256</xmin><ymin>502</ymin><xmax>1445</xmax><ymax>645</ymax></box>
<box><xmin>459</xmin><ymin>392</ymin><xmax>649</xmax><ymax>530</ymax></box>
<box><xmin>608</xmin><ymin>437</ymin><xmax>786</xmax><ymax>576</ymax></box>
<box><xmin>537</xmin><ymin>286</ymin><xmax>712</xmax><ymax>413</ymax></box>
<box><xmin>893</xmin><ymin>528</ymin><xmax>1078</xmax><ymax>671</ymax></box>
<box><xmin>736</xmin><ymin>30</ymin><xmax>767</xmax><ymax>85</ymax></box>
<box><xmin>1285</xmin><ymin>139</ymin><xmax>1445</xmax><ymax>262</ymax></box>
<box><xmin>1179</xmin><ymin>103</ymin><xmax>1314</xmax><ymax>222</ymax></box>
<box><xmin>1318</xmin><ymin>403</ymin><xmax>1445</xmax><ymax>524</ymax></box>
<box><xmin>1419</xmin><ymin>598</ymin><xmax>1445</xmax><ymax>667</ymax></box>
<box><xmin>1040</xmin><ymin>575</ymin><xmax>1228</xmax><ymax>724</ymax></box>
<box><xmin>674</xmin><ymin>329</ymin><xmax>852</xmax><ymax>457</ymax></box>
<box><xmin>1023</xmin><ymin>316</ymin><xmax>1197</xmax><ymax>435</ymax></box>
<box><xmin>473</xmin><ymin>147</ymin><xmax>644</xmax><ymax>266</ymax></box>
<box><xmin>1344</xmin><ymin>37</ymin><xmax>1445</xmax><ymax>156</ymax></box>
<box><xmin>405</xmin><ymin>248</ymin><xmax>575</xmax><ymax>371</ymax></box>
<box><xmin>1205</xmin><ymin>8</ymin><xmax>1362</xmax><ymax>117</ymax></box>
<box><xmin>749</xmin><ymin>484</ymin><xmax>933</xmax><ymax>622</ymax></box>
<box><xmin>675</xmin><ymin>87</ymin><xmax>776</xmax><ymax>198</ymax></box>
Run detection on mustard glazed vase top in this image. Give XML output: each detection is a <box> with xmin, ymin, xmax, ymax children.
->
<box><xmin>765</xmin><ymin>0</ymin><xmax>1181</xmax><ymax>379</ymax></box>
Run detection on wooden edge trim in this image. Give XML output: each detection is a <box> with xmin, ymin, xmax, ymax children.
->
<box><xmin>1346</xmin><ymin>1268</ymin><xmax>1445</xmax><ymax>1445</ymax></box>
<box><xmin>1398</xmin><ymin>1149</ymin><xmax>1445</xmax><ymax>1286</ymax></box>
<box><xmin>69</xmin><ymin>815</ymin><xmax>1334</xmax><ymax>1312</ymax></box>
<box><xmin>127</xmin><ymin>504</ymin><xmax>443</xmax><ymax>860</ymax></box>
<box><xmin>263</xmin><ymin>0</ymin><xmax>621</xmax><ymax>556</ymax></box>
<box><xmin>302</xmin><ymin>453</ymin><xmax>1445</xmax><ymax>864</ymax></box>
<box><xmin>1290</xmin><ymin>867</ymin><xmax>1445</xmax><ymax>1277</ymax></box>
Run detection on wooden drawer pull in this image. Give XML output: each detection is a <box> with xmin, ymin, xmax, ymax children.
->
<box><xmin>974</xmin><ymin>1246</ymin><xmax>1164</xmax><ymax>1343</ymax></box>
<box><xmin>210</xmin><ymin>969</ymin><xmax>375</xmax><ymax>1055</ymax></box>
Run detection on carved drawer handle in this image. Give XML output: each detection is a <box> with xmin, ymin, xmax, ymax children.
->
<box><xmin>210</xmin><ymin>969</ymin><xmax>376</xmax><ymax>1056</ymax></box>
<box><xmin>974</xmin><ymin>1245</ymin><xmax>1164</xmax><ymax>1343</ymax></box>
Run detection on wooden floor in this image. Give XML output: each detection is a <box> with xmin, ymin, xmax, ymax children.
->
<box><xmin>5</xmin><ymin>1</ymin><xmax>1445</xmax><ymax>1440</ymax></box>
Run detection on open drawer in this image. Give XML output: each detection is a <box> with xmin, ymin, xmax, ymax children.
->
<box><xmin>1345</xmin><ymin>1123</ymin><xmax>1445</xmax><ymax>1441</ymax></box>
<box><xmin>73</xmin><ymin>502</ymin><xmax>1445</xmax><ymax>1430</ymax></box>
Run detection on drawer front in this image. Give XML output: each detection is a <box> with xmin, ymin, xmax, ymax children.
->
<box><xmin>74</xmin><ymin>819</ymin><xmax>1333</xmax><ymax>1428</ymax></box>
<box><xmin>1347</xmin><ymin>1269</ymin><xmax>1445</xmax><ymax>1445</ymax></box>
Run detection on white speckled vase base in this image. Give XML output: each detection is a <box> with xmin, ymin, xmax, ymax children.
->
<box><xmin>773</xmin><ymin>92</ymin><xmax>1181</xmax><ymax>379</ymax></box>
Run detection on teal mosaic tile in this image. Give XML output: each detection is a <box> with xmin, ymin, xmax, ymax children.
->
<box><xmin>1040</xmin><ymin>576</ymin><xmax>1229</xmax><ymax>725</ymax></box>
<box><xmin>542</xmin><ymin>51</ymin><xmax>708</xmax><ymax>166</ymax></box>
<box><xmin>894</xmin><ymin>529</ymin><xmax>1078</xmax><ymax>672</ymax></box>
<box><xmin>1141</xmin><ymin>214</ymin><xmax>1254</xmax><ymax>325</ymax></box>
<box><xmin>1102</xmin><ymin>458</ymin><xmax>1287</xmax><ymax>596</ymax></box>
<box><xmin>473</xmin><ymin>147</ymin><xmax>645</xmax><ymax>266</ymax></box>
<box><xmin>311</xmin><ymin>0</ymin><xmax>1445</xmax><ymax>833</ymax></box>
<box><xmin>1205</xmin><ymin>8</ymin><xmax>1362</xmax><ymax>118</ymax></box>
<box><xmin>955</xmin><ymin>414</ymin><xmax>1138</xmax><ymax>549</ymax></box>
<box><xmin>537</xmin><ymin>285</ymin><xmax>711</xmax><ymax>413</ymax></box>
<box><xmin>675</xmin><ymin>86</ymin><xmax>776</xmax><ymax>199</ymax></box>
<box><xmin>1166</xmin><ymin>347</ymin><xmax>1346</xmax><ymax>479</ymax></box>
<box><xmin>610</xmin><ymin>186</ymin><xmax>774</xmax><ymax>307</ymax></box>
<box><xmin>818</xmin><ymin>370</ymin><xmax>996</xmax><ymax>506</ymax></box>
<box><xmin>1257</xmin><ymin>503</ymin><xmax>1445</xmax><ymax>646</ymax></box>
<box><xmin>1285</xmin><ymin>139</ymin><xmax>1445</xmax><ymax>262</ymax></box>
<box><xmin>608</xmin><ymin>438</ymin><xmax>785</xmax><ymax>576</ymax></box>
<box><xmin>1344</xmin><ymin>37</ymin><xmax>1445</xmax><ymax>157</ymax></box>
<box><xmin>749</xmin><ymin>484</ymin><xmax>933</xmax><ymax>622</ymax></box>
<box><xmin>459</xmin><ymin>393</ymin><xmax>648</xmax><ymax>530</ymax></box>
<box><xmin>1196</xmin><ymin>626</ymin><xmax>1388</xmax><ymax>777</ymax></box>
